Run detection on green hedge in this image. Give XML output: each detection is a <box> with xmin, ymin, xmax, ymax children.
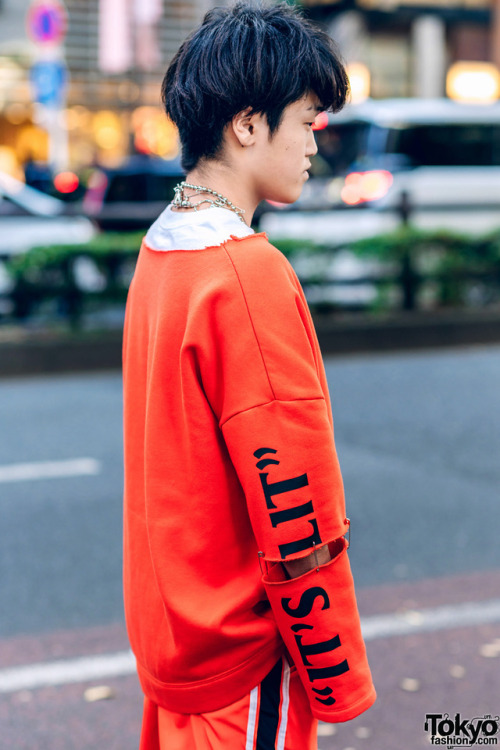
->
<box><xmin>7</xmin><ymin>232</ymin><xmax>146</xmax><ymax>279</ymax></box>
<box><xmin>349</xmin><ymin>226</ymin><xmax>500</xmax><ymax>308</ymax></box>
<box><xmin>5</xmin><ymin>225</ymin><xmax>500</xmax><ymax>315</ymax></box>
<box><xmin>8</xmin><ymin>225</ymin><xmax>500</xmax><ymax>276</ymax></box>
<box><xmin>350</xmin><ymin>225</ymin><xmax>500</xmax><ymax>269</ymax></box>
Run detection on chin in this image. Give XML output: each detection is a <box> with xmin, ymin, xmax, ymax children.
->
<box><xmin>288</xmin><ymin>191</ymin><xmax>303</xmax><ymax>205</ymax></box>
<box><xmin>272</xmin><ymin>189</ymin><xmax>302</xmax><ymax>205</ymax></box>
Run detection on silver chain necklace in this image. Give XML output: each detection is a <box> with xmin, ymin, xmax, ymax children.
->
<box><xmin>171</xmin><ymin>181</ymin><xmax>246</xmax><ymax>223</ymax></box>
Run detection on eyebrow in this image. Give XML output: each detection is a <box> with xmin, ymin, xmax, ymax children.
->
<box><xmin>306</xmin><ymin>104</ymin><xmax>324</xmax><ymax>112</ymax></box>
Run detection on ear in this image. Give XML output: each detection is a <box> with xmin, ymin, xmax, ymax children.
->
<box><xmin>230</xmin><ymin>106</ymin><xmax>263</xmax><ymax>147</ymax></box>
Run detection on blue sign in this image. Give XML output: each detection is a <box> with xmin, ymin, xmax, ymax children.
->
<box><xmin>30</xmin><ymin>60</ymin><xmax>67</xmax><ymax>107</ymax></box>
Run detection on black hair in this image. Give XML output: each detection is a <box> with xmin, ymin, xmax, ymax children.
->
<box><xmin>162</xmin><ymin>1</ymin><xmax>350</xmax><ymax>172</ymax></box>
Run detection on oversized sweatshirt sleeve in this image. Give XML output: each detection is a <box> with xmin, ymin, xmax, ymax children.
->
<box><xmin>198</xmin><ymin>236</ymin><xmax>375</xmax><ymax>721</ymax></box>
<box><xmin>212</xmin><ymin>237</ymin><xmax>349</xmax><ymax>559</ymax></box>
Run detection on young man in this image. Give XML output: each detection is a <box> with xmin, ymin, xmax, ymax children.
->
<box><xmin>122</xmin><ymin>4</ymin><xmax>376</xmax><ymax>749</ymax></box>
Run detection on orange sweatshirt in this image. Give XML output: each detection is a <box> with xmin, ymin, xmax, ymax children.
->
<box><xmin>122</xmin><ymin>231</ymin><xmax>372</xmax><ymax>716</ymax></box>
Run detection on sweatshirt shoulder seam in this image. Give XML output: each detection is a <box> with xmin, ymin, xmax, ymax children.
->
<box><xmin>220</xmin><ymin>396</ymin><xmax>326</xmax><ymax>430</ymax></box>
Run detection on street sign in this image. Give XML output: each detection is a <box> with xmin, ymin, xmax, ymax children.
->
<box><xmin>26</xmin><ymin>1</ymin><xmax>68</xmax><ymax>46</ymax></box>
<box><xmin>30</xmin><ymin>59</ymin><xmax>67</xmax><ymax>107</ymax></box>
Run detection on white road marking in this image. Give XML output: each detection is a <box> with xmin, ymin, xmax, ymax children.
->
<box><xmin>0</xmin><ymin>458</ymin><xmax>101</xmax><ymax>484</ymax></box>
<box><xmin>361</xmin><ymin>598</ymin><xmax>500</xmax><ymax>641</ymax></box>
<box><xmin>2</xmin><ymin>598</ymin><xmax>500</xmax><ymax>694</ymax></box>
<box><xmin>0</xmin><ymin>651</ymin><xmax>135</xmax><ymax>693</ymax></box>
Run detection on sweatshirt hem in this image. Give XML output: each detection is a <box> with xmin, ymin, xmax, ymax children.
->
<box><xmin>136</xmin><ymin>640</ymin><xmax>284</xmax><ymax>715</ymax></box>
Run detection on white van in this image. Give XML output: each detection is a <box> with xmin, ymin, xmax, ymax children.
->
<box><xmin>260</xmin><ymin>97</ymin><xmax>500</xmax><ymax>243</ymax></box>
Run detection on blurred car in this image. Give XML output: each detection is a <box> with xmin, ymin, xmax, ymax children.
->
<box><xmin>82</xmin><ymin>155</ymin><xmax>185</xmax><ymax>231</ymax></box>
<box><xmin>0</xmin><ymin>171</ymin><xmax>96</xmax><ymax>257</ymax></box>
<box><xmin>259</xmin><ymin>97</ymin><xmax>500</xmax><ymax>243</ymax></box>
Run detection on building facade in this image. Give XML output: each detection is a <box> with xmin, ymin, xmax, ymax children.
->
<box><xmin>1</xmin><ymin>0</ymin><xmax>499</xmax><ymax>176</ymax></box>
<box><xmin>0</xmin><ymin>0</ymin><xmax>208</xmax><ymax>174</ymax></box>
<box><xmin>303</xmin><ymin>0</ymin><xmax>499</xmax><ymax>99</ymax></box>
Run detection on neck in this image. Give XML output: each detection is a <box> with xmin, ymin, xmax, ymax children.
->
<box><xmin>185</xmin><ymin>163</ymin><xmax>259</xmax><ymax>227</ymax></box>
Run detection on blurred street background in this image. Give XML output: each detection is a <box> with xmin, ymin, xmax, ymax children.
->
<box><xmin>1</xmin><ymin>0</ymin><xmax>500</xmax><ymax>748</ymax></box>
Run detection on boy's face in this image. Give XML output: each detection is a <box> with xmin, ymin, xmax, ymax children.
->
<box><xmin>250</xmin><ymin>91</ymin><xmax>321</xmax><ymax>205</ymax></box>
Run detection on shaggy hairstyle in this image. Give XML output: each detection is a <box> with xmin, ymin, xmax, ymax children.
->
<box><xmin>162</xmin><ymin>2</ymin><xmax>350</xmax><ymax>172</ymax></box>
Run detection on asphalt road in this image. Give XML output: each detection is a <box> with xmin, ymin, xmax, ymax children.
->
<box><xmin>1</xmin><ymin>344</ymin><xmax>499</xmax><ymax>749</ymax></box>
<box><xmin>324</xmin><ymin>345</ymin><xmax>500</xmax><ymax>584</ymax></box>
<box><xmin>0</xmin><ymin>372</ymin><xmax>124</xmax><ymax>637</ymax></box>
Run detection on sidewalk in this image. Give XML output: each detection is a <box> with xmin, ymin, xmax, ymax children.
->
<box><xmin>2</xmin><ymin>571</ymin><xmax>500</xmax><ymax>750</ymax></box>
<box><xmin>3</xmin><ymin>623</ymin><xmax>499</xmax><ymax>750</ymax></box>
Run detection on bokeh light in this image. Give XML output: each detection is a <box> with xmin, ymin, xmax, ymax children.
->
<box><xmin>447</xmin><ymin>62</ymin><xmax>500</xmax><ymax>104</ymax></box>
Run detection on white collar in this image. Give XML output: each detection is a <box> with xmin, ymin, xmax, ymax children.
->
<box><xmin>145</xmin><ymin>204</ymin><xmax>254</xmax><ymax>251</ymax></box>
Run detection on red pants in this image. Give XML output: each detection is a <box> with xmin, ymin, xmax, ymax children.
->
<box><xmin>139</xmin><ymin>657</ymin><xmax>318</xmax><ymax>750</ymax></box>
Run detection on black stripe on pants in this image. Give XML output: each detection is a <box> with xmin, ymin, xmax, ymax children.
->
<box><xmin>256</xmin><ymin>658</ymin><xmax>284</xmax><ymax>750</ymax></box>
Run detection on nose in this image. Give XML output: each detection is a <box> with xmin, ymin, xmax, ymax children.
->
<box><xmin>307</xmin><ymin>128</ymin><xmax>318</xmax><ymax>158</ymax></box>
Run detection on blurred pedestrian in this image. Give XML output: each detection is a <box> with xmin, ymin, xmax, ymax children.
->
<box><xmin>122</xmin><ymin>4</ymin><xmax>376</xmax><ymax>748</ymax></box>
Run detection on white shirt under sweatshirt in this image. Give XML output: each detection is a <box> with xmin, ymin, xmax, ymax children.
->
<box><xmin>145</xmin><ymin>204</ymin><xmax>254</xmax><ymax>252</ymax></box>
